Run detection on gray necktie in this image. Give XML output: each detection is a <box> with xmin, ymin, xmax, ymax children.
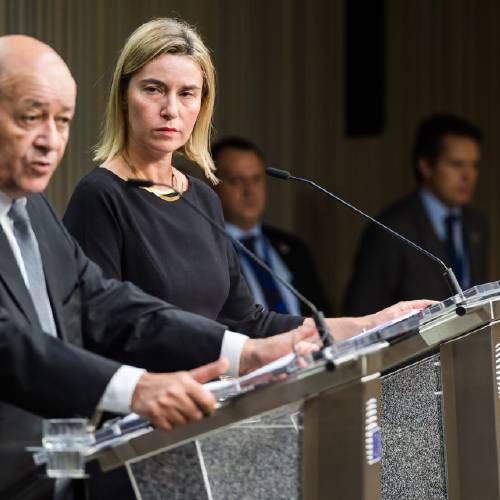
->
<box><xmin>8</xmin><ymin>199</ymin><xmax>57</xmax><ymax>336</ymax></box>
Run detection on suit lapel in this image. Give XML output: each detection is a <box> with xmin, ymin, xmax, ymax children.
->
<box><xmin>412</xmin><ymin>193</ymin><xmax>486</xmax><ymax>288</ymax></box>
<box><xmin>0</xmin><ymin>225</ymin><xmax>41</xmax><ymax>328</ymax></box>
<box><xmin>462</xmin><ymin>209</ymin><xmax>484</xmax><ymax>284</ymax></box>
<box><xmin>27</xmin><ymin>195</ymin><xmax>68</xmax><ymax>341</ymax></box>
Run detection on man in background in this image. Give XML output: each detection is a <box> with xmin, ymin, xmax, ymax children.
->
<box><xmin>344</xmin><ymin>114</ymin><xmax>489</xmax><ymax>316</ymax></box>
<box><xmin>213</xmin><ymin>137</ymin><xmax>332</xmax><ymax>316</ymax></box>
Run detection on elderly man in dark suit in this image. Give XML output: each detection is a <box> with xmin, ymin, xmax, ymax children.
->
<box><xmin>344</xmin><ymin>114</ymin><xmax>489</xmax><ymax>316</ymax></box>
<box><xmin>213</xmin><ymin>137</ymin><xmax>333</xmax><ymax>317</ymax></box>
<box><xmin>0</xmin><ymin>35</ymin><xmax>319</xmax><ymax>500</ymax></box>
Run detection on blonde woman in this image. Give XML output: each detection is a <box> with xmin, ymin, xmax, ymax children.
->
<box><xmin>65</xmin><ymin>17</ymin><xmax>429</xmax><ymax>344</ymax></box>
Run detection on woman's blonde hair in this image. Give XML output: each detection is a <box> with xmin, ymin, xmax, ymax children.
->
<box><xmin>94</xmin><ymin>18</ymin><xmax>218</xmax><ymax>184</ymax></box>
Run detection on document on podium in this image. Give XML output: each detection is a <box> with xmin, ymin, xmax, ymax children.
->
<box><xmin>33</xmin><ymin>353</ymin><xmax>304</xmax><ymax>462</ymax></box>
<box><xmin>204</xmin><ymin>352</ymin><xmax>299</xmax><ymax>400</ymax></box>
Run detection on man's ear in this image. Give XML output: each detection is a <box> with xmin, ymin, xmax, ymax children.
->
<box><xmin>418</xmin><ymin>158</ymin><xmax>434</xmax><ymax>181</ymax></box>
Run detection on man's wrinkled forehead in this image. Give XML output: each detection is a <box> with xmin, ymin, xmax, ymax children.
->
<box><xmin>0</xmin><ymin>73</ymin><xmax>75</xmax><ymax>104</ymax></box>
<box><xmin>0</xmin><ymin>35</ymin><xmax>76</xmax><ymax>105</ymax></box>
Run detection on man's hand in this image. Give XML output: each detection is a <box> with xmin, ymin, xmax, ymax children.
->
<box><xmin>239</xmin><ymin>325</ymin><xmax>319</xmax><ymax>375</ymax></box>
<box><xmin>130</xmin><ymin>358</ymin><xmax>229</xmax><ymax>431</ymax></box>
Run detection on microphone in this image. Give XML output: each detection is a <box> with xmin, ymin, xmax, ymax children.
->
<box><xmin>266</xmin><ymin>166</ymin><xmax>465</xmax><ymax>300</ymax></box>
<box><xmin>126</xmin><ymin>177</ymin><xmax>335</xmax><ymax>350</ymax></box>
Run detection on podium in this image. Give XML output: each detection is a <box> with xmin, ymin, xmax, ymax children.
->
<box><xmin>86</xmin><ymin>282</ymin><xmax>500</xmax><ymax>500</ymax></box>
<box><xmin>92</xmin><ymin>342</ymin><xmax>384</xmax><ymax>499</ymax></box>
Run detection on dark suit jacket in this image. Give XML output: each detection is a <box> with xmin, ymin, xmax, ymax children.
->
<box><xmin>0</xmin><ymin>194</ymin><xmax>226</xmax><ymax>499</ymax></box>
<box><xmin>262</xmin><ymin>225</ymin><xmax>333</xmax><ymax>316</ymax></box>
<box><xmin>343</xmin><ymin>192</ymin><xmax>489</xmax><ymax>316</ymax></box>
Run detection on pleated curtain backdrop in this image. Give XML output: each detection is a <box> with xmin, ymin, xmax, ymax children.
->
<box><xmin>0</xmin><ymin>0</ymin><xmax>498</xmax><ymax>308</ymax></box>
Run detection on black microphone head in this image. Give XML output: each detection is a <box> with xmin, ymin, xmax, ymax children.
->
<box><xmin>127</xmin><ymin>178</ymin><xmax>154</xmax><ymax>188</ymax></box>
<box><xmin>266</xmin><ymin>166</ymin><xmax>291</xmax><ymax>180</ymax></box>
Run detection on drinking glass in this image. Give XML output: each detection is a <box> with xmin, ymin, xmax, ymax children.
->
<box><xmin>42</xmin><ymin>418</ymin><xmax>94</xmax><ymax>478</ymax></box>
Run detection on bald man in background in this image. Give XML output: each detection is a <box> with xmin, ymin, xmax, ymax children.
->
<box><xmin>0</xmin><ymin>36</ymin><xmax>317</xmax><ymax>500</ymax></box>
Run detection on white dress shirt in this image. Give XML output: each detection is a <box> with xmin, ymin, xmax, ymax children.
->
<box><xmin>0</xmin><ymin>192</ymin><xmax>246</xmax><ymax>414</ymax></box>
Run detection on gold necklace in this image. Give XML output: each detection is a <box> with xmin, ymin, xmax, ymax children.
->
<box><xmin>127</xmin><ymin>161</ymin><xmax>181</xmax><ymax>202</ymax></box>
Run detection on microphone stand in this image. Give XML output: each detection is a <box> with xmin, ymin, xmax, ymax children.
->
<box><xmin>266</xmin><ymin>167</ymin><xmax>465</xmax><ymax>301</ymax></box>
<box><xmin>126</xmin><ymin>178</ymin><xmax>335</xmax><ymax>351</ymax></box>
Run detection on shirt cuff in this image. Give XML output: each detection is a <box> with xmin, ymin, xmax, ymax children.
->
<box><xmin>97</xmin><ymin>365</ymin><xmax>146</xmax><ymax>414</ymax></box>
<box><xmin>221</xmin><ymin>330</ymin><xmax>249</xmax><ymax>377</ymax></box>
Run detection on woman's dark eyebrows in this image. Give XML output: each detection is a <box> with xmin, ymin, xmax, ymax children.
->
<box><xmin>181</xmin><ymin>84</ymin><xmax>201</xmax><ymax>90</ymax></box>
<box><xmin>140</xmin><ymin>78</ymin><xmax>165</xmax><ymax>87</ymax></box>
<box><xmin>139</xmin><ymin>79</ymin><xmax>201</xmax><ymax>90</ymax></box>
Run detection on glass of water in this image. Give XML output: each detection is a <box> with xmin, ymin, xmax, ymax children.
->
<box><xmin>42</xmin><ymin>418</ymin><xmax>94</xmax><ymax>478</ymax></box>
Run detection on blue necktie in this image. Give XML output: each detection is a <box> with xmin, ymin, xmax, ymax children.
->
<box><xmin>239</xmin><ymin>236</ymin><xmax>289</xmax><ymax>314</ymax></box>
<box><xmin>8</xmin><ymin>200</ymin><xmax>57</xmax><ymax>336</ymax></box>
<box><xmin>444</xmin><ymin>214</ymin><xmax>465</xmax><ymax>288</ymax></box>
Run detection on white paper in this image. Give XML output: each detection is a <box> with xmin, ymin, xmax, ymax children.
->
<box><xmin>204</xmin><ymin>353</ymin><xmax>297</xmax><ymax>398</ymax></box>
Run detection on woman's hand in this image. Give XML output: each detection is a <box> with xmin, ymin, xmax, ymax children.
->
<box><xmin>239</xmin><ymin>325</ymin><xmax>319</xmax><ymax>375</ymax></box>
<box><xmin>368</xmin><ymin>299</ymin><xmax>436</xmax><ymax>327</ymax></box>
<box><xmin>307</xmin><ymin>299</ymin><xmax>436</xmax><ymax>342</ymax></box>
